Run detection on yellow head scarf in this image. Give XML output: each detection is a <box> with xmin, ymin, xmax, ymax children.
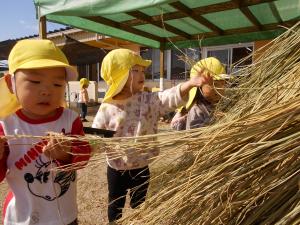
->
<box><xmin>186</xmin><ymin>57</ymin><xmax>230</xmax><ymax>110</ymax></box>
<box><xmin>0</xmin><ymin>39</ymin><xmax>78</xmax><ymax>118</ymax></box>
<box><xmin>101</xmin><ymin>49</ymin><xmax>151</xmax><ymax>103</ymax></box>
<box><xmin>80</xmin><ymin>78</ymin><xmax>89</xmax><ymax>88</ymax></box>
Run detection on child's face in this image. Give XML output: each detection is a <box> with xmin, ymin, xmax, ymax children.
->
<box><xmin>201</xmin><ymin>80</ymin><xmax>225</xmax><ymax>104</ymax></box>
<box><xmin>14</xmin><ymin>67</ymin><xmax>67</xmax><ymax>119</ymax></box>
<box><xmin>124</xmin><ymin>65</ymin><xmax>145</xmax><ymax>94</ymax></box>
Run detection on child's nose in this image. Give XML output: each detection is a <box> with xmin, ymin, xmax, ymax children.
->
<box><xmin>39</xmin><ymin>85</ymin><xmax>51</xmax><ymax>96</ymax></box>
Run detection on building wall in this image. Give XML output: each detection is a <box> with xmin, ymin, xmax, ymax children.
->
<box><xmin>67</xmin><ymin>81</ymin><xmax>98</xmax><ymax>103</ymax></box>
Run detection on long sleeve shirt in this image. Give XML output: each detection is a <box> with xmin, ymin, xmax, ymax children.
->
<box><xmin>170</xmin><ymin>111</ymin><xmax>187</xmax><ymax>131</ymax></box>
<box><xmin>78</xmin><ymin>88</ymin><xmax>89</xmax><ymax>104</ymax></box>
<box><xmin>186</xmin><ymin>95</ymin><xmax>213</xmax><ymax>130</ymax></box>
<box><xmin>92</xmin><ymin>84</ymin><xmax>186</xmax><ymax>170</ymax></box>
<box><xmin>0</xmin><ymin>107</ymin><xmax>91</xmax><ymax>225</ymax></box>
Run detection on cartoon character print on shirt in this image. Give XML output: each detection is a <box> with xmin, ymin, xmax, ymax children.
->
<box><xmin>24</xmin><ymin>156</ymin><xmax>75</xmax><ymax>201</ymax></box>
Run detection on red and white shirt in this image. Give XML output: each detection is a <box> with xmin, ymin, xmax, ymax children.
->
<box><xmin>0</xmin><ymin>107</ymin><xmax>91</xmax><ymax>225</ymax></box>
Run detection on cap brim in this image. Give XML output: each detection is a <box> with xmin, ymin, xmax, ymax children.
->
<box><xmin>186</xmin><ymin>87</ymin><xmax>197</xmax><ymax>110</ymax></box>
<box><xmin>136</xmin><ymin>59</ymin><xmax>152</xmax><ymax>67</ymax></box>
<box><xmin>213</xmin><ymin>74</ymin><xmax>232</xmax><ymax>80</ymax></box>
<box><xmin>12</xmin><ymin>59</ymin><xmax>78</xmax><ymax>81</ymax></box>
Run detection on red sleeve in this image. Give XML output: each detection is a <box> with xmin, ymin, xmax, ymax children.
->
<box><xmin>69</xmin><ymin>117</ymin><xmax>91</xmax><ymax>169</ymax></box>
<box><xmin>0</xmin><ymin>124</ymin><xmax>9</xmax><ymax>182</ymax></box>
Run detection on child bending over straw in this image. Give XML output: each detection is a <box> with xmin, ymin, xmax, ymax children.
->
<box><xmin>172</xmin><ymin>57</ymin><xmax>231</xmax><ymax>130</ymax></box>
<box><xmin>92</xmin><ymin>48</ymin><xmax>212</xmax><ymax>223</ymax></box>
<box><xmin>0</xmin><ymin>39</ymin><xmax>91</xmax><ymax>225</ymax></box>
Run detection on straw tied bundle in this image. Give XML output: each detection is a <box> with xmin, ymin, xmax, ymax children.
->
<box><xmin>97</xmin><ymin>23</ymin><xmax>299</xmax><ymax>224</ymax></box>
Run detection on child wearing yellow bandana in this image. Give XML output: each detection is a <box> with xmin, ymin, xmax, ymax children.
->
<box><xmin>78</xmin><ymin>78</ymin><xmax>90</xmax><ymax>122</ymax></box>
<box><xmin>185</xmin><ymin>57</ymin><xmax>230</xmax><ymax>129</ymax></box>
<box><xmin>92</xmin><ymin>48</ymin><xmax>212</xmax><ymax>223</ymax></box>
<box><xmin>0</xmin><ymin>39</ymin><xmax>91</xmax><ymax>225</ymax></box>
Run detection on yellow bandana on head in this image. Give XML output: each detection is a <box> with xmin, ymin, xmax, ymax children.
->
<box><xmin>8</xmin><ymin>39</ymin><xmax>78</xmax><ymax>80</ymax></box>
<box><xmin>80</xmin><ymin>78</ymin><xmax>89</xmax><ymax>88</ymax></box>
<box><xmin>101</xmin><ymin>49</ymin><xmax>151</xmax><ymax>103</ymax></box>
<box><xmin>0</xmin><ymin>75</ymin><xmax>20</xmax><ymax>118</ymax></box>
<box><xmin>186</xmin><ymin>57</ymin><xmax>230</xmax><ymax>110</ymax></box>
<box><xmin>0</xmin><ymin>39</ymin><xmax>78</xmax><ymax>118</ymax></box>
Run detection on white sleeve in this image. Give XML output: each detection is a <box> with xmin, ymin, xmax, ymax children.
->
<box><xmin>157</xmin><ymin>84</ymin><xmax>187</xmax><ymax>116</ymax></box>
<box><xmin>92</xmin><ymin>105</ymin><xmax>107</xmax><ymax>129</ymax></box>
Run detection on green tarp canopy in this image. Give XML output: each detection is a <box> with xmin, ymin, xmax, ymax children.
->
<box><xmin>34</xmin><ymin>0</ymin><xmax>300</xmax><ymax>49</ymax></box>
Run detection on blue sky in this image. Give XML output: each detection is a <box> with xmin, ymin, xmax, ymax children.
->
<box><xmin>0</xmin><ymin>0</ymin><xmax>65</xmax><ymax>41</ymax></box>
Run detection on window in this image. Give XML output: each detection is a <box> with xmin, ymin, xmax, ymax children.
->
<box><xmin>140</xmin><ymin>48</ymin><xmax>167</xmax><ymax>80</ymax></box>
<box><xmin>140</xmin><ymin>48</ymin><xmax>152</xmax><ymax>80</ymax></box>
<box><xmin>78</xmin><ymin>63</ymin><xmax>100</xmax><ymax>81</ymax></box>
<box><xmin>171</xmin><ymin>49</ymin><xmax>186</xmax><ymax>80</ymax></box>
<box><xmin>203</xmin><ymin>43</ymin><xmax>253</xmax><ymax>74</ymax></box>
<box><xmin>171</xmin><ymin>48</ymin><xmax>201</xmax><ymax>80</ymax></box>
<box><xmin>231</xmin><ymin>46</ymin><xmax>253</xmax><ymax>74</ymax></box>
<box><xmin>207</xmin><ymin>49</ymin><xmax>230</xmax><ymax>73</ymax></box>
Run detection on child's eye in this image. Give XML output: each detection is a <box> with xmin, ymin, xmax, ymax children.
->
<box><xmin>54</xmin><ymin>84</ymin><xmax>63</xmax><ymax>87</ymax></box>
<box><xmin>29</xmin><ymin>80</ymin><xmax>40</xmax><ymax>84</ymax></box>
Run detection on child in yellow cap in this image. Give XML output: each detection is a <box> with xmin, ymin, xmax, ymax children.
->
<box><xmin>92</xmin><ymin>48</ymin><xmax>212</xmax><ymax>223</ymax></box>
<box><xmin>0</xmin><ymin>39</ymin><xmax>91</xmax><ymax>225</ymax></box>
<box><xmin>78</xmin><ymin>78</ymin><xmax>90</xmax><ymax>122</ymax></box>
<box><xmin>182</xmin><ymin>57</ymin><xmax>230</xmax><ymax>130</ymax></box>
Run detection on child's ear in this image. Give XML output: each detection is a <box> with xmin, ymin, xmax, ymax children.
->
<box><xmin>4</xmin><ymin>74</ymin><xmax>14</xmax><ymax>94</ymax></box>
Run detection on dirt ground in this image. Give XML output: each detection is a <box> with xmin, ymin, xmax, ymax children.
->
<box><xmin>0</xmin><ymin>105</ymin><xmax>172</xmax><ymax>225</ymax></box>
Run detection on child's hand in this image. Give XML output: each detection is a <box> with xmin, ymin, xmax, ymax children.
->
<box><xmin>180</xmin><ymin>68</ymin><xmax>213</xmax><ymax>98</ymax></box>
<box><xmin>0</xmin><ymin>137</ymin><xmax>7</xmax><ymax>160</ymax></box>
<box><xmin>189</xmin><ymin>71</ymin><xmax>213</xmax><ymax>88</ymax></box>
<box><xmin>43</xmin><ymin>136</ymin><xmax>72</xmax><ymax>163</ymax></box>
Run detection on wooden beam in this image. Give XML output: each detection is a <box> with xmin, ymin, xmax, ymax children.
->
<box><xmin>170</xmin><ymin>1</ymin><xmax>223</xmax><ymax>35</ymax></box>
<box><xmin>39</xmin><ymin>16</ymin><xmax>47</xmax><ymax>39</ymax></box>
<box><xmin>269</xmin><ymin>2</ymin><xmax>283</xmax><ymax>23</ymax></box>
<box><xmin>168</xmin><ymin>19</ymin><xmax>299</xmax><ymax>43</ymax></box>
<box><xmin>82</xmin><ymin>16</ymin><xmax>165</xmax><ymax>43</ymax></box>
<box><xmin>231</xmin><ymin>0</ymin><xmax>263</xmax><ymax>30</ymax></box>
<box><xmin>127</xmin><ymin>11</ymin><xmax>190</xmax><ymax>39</ymax></box>
<box><xmin>124</xmin><ymin>0</ymin><xmax>276</xmax><ymax>27</ymax></box>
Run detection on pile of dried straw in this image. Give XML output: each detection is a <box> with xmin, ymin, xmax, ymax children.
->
<box><xmin>94</xmin><ymin>23</ymin><xmax>300</xmax><ymax>224</ymax></box>
<box><xmin>14</xmin><ymin>23</ymin><xmax>298</xmax><ymax>224</ymax></box>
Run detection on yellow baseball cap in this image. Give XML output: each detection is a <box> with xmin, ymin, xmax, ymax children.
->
<box><xmin>186</xmin><ymin>57</ymin><xmax>229</xmax><ymax>110</ymax></box>
<box><xmin>8</xmin><ymin>39</ymin><xmax>78</xmax><ymax>81</ymax></box>
<box><xmin>0</xmin><ymin>39</ymin><xmax>77</xmax><ymax>118</ymax></box>
<box><xmin>101</xmin><ymin>49</ymin><xmax>151</xmax><ymax>103</ymax></box>
<box><xmin>80</xmin><ymin>78</ymin><xmax>89</xmax><ymax>88</ymax></box>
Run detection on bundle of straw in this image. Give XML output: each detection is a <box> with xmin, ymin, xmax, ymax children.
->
<box><xmin>16</xmin><ymin>22</ymin><xmax>297</xmax><ymax>224</ymax></box>
<box><xmin>95</xmin><ymin>23</ymin><xmax>299</xmax><ymax>224</ymax></box>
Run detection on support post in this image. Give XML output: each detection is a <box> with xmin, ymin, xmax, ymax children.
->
<box><xmin>39</xmin><ymin>16</ymin><xmax>47</xmax><ymax>39</ymax></box>
<box><xmin>159</xmin><ymin>49</ymin><xmax>164</xmax><ymax>91</ymax></box>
